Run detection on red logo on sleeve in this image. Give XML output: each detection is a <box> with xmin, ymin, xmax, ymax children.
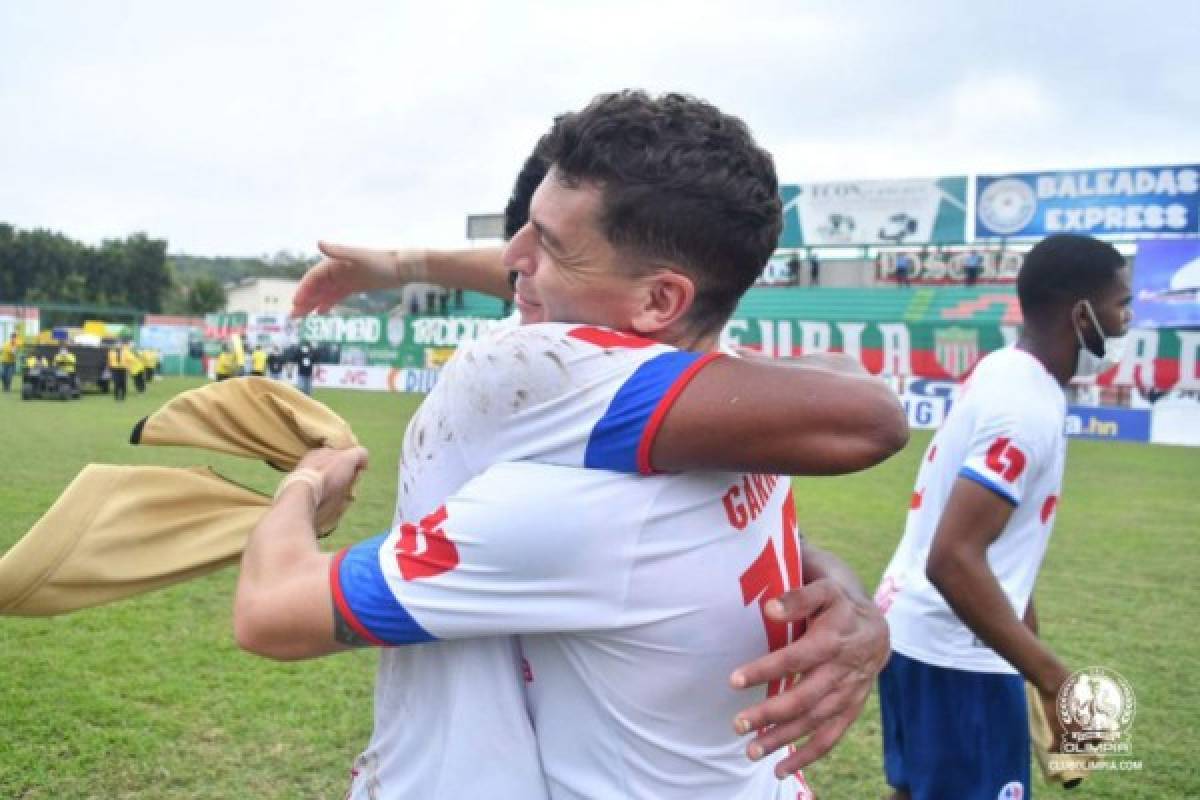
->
<box><xmin>985</xmin><ymin>437</ymin><xmax>1027</xmax><ymax>483</ymax></box>
<box><xmin>395</xmin><ymin>506</ymin><xmax>459</xmax><ymax>580</ymax></box>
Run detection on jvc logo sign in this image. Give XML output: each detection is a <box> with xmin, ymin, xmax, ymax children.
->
<box><xmin>339</xmin><ymin>369</ymin><xmax>368</xmax><ymax>386</ymax></box>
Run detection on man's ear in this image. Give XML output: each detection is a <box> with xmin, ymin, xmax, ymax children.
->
<box><xmin>629</xmin><ymin>270</ymin><xmax>695</xmax><ymax>336</ymax></box>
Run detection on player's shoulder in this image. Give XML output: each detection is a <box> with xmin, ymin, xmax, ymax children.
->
<box><xmin>967</xmin><ymin>348</ymin><xmax>1064</xmax><ymax>439</ymax></box>
<box><xmin>452</xmin><ymin>322</ymin><xmax>674</xmax><ymax>377</ymax></box>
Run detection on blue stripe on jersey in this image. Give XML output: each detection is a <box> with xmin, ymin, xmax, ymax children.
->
<box><xmin>334</xmin><ymin>533</ymin><xmax>437</xmax><ymax>646</ymax></box>
<box><xmin>959</xmin><ymin>466</ymin><xmax>1020</xmax><ymax>506</ymax></box>
<box><xmin>583</xmin><ymin>349</ymin><xmax>707</xmax><ymax>474</ymax></box>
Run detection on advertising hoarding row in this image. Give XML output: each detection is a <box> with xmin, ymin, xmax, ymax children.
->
<box><xmin>779</xmin><ymin>177</ymin><xmax>969</xmax><ymax>247</ymax></box>
<box><xmin>1131</xmin><ymin>239</ymin><xmax>1200</xmax><ymax>328</ymax></box>
<box><xmin>774</xmin><ymin>164</ymin><xmax>1200</xmax><ymax>245</ymax></box>
<box><xmin>975</xmin><ymin>164</ymin><xmax>1200</xmax><ymax>238</ymax></box>
<box><xmin>719</xmin><ymin>318</ymin><xmax>1200</xmax><ymax>391</ymax></box>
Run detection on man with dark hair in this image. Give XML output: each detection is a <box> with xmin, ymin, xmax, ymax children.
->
<box><xmin>874</xmin><ymin>233</ymin><xmax>1132</xmax><ymax>800</ymax></box>
<box><xmin>264</xmin><ymin>91</ymin><xmax>900</xmax><ymax>797</ymax></box>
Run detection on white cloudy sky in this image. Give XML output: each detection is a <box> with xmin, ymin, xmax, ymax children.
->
<box><xmin>1</xmin><ymin>0</ymin><xmax>1197</xmax><ymax>257</ymax></box>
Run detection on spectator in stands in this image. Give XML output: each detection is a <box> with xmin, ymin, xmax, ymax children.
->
<box><xmin>895</xmin><ymin>252</ymin><xmax>913</xmax><ymax>287</ymax></box>
<box><xmin>809</xmin><ymin>252</ymin><xmax>821</xmax><ymax>286</ymax></box>
<box><xmin>786</xmin><ymin>252</ymin><xmax>802</xmax><ymax>285</ymax></box>
<box><xmin>964</xmin><ymin>250</ymin><xmax>984</xmax><ymax>286</ymax></box>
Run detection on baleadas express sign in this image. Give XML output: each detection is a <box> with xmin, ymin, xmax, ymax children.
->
<box><xmin>718</xmin><ymin>319</ymin><xmax>1200</xmax><ymax>391</ymax></box>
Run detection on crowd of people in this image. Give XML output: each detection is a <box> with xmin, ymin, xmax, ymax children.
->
<box><xmin>212</xmin><ymin>339</ymin><xmax>316</xmax><ymax>395</ymax></box>
<box><xmin>0</xmin><ymin>331</ymin><xmax>158</xmax><ymax>400</ymax></box>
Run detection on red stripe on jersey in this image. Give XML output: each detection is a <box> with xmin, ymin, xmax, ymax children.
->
<box><xmin>636</xmin><ymin>351</ymin><xmax>724</xmax><ymax>475</ymax></box>
<box><xmin>568</xmin><ymin>326</ymin><xmax>657</xmax><ymax>349</ymax></box>
<box><xmin>329</xmin><ymin>548</ymin><xmax>389</xmax><ymax>647</ymax></box>
<box><xmin>1040</xmin><ymin>494</ymin><xmax>1059</xmax><ymax>524</ymax></box>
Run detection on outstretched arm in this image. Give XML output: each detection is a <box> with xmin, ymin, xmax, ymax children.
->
<box><xmin>291</xmin><ymin>242</ymin><xmax>510</xmax><ymax>317</ymax></box>
<box><xmin>652</xmin><ymin>352</ymin><xmax>909</xmax><ymax>476</ymax></box>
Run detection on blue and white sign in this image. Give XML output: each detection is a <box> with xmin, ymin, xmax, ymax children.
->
<box><xmin>1065</xmin><ymin>406</ymin><xmax>1151</xmax><ymax>442</ymax></box>
<box><xmin>976</xmin><ymin>165</ymin><xmax>1200</xmax><ymax>238</ymax></box>
<box><xmin>1132</xmin><ymin>239</ymin><xmax>1200</xmax><ymax>328</ymax></box>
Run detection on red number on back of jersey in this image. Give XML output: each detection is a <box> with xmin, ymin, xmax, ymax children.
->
<box><xmin>739</xmin><ymin>491</ymin><xmax>803</xmax><ymax>698</ymax></box>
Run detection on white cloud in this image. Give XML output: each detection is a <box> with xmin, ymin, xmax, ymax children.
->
<box><xmin>1</xmin><ymin>0</ymin><xmax>1197</xmax><ymax>256</ymax></box>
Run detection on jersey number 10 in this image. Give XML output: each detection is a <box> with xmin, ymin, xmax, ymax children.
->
<box><xmin>739</xmin><ymin>491</ymin><xmax>803</xmax><ymax>698</ymax></box>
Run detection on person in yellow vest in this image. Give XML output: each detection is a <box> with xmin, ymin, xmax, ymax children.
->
<box><xmin>214</xmin><ymin>344</ymin><xmax>237</xmax><ymax>382</ymax></box>
<box><xmin>251</xmin><ymin>344</ymin><xmax>268</xmax><ymax>377</ymax></box>
<box><xmin>0</xmin><ymin>333</ymin><xmax>17</xmax><ymax>392</ymax></box>
<box><xmin>108</xmin><ymin>344</ymin><xmax>128</xmax><ymax>401</ymax></box>
<box><xmin>53</xmin><ymin>345</ymin><xmax>77</xmax><ymax>375</ymax></box>
<box><xmin>122</xmin><ymin>343</ymin><xmax>146</xmax><ymax>393</ymax></box>
<box><xmin>140</xmin><ymin>349</ymin><xmax>158</xmax><ymax>382</ymax></box>
<box><xmin>53</xmin><ymin>345</ymin><xmax>79</xmax><ymax>396</ymax></box>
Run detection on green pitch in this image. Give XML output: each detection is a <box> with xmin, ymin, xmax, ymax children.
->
<box><xmin>1</xmin><ymin>379</ymin><xmax>1197</xmax><ymax>798</ymax></box>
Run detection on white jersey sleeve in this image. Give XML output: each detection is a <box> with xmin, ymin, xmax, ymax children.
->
<box><xmin>335</xmin><ymin>465</ymin><xmax>660</xmax><ymax>645</ymax></box>
<box><xmin>957</xmin><ymin>384</ymin><xmax>1060</xmax><ymax>506</ymax></box>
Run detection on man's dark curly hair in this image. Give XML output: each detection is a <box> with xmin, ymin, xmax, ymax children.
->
<box><xmin>503</xmin><ymin>135</ymin><xmax>552</xmax><ymax>240</ymax></box>
<box><xmin>540</xmin><ymin>90</ymin><xmax>782</xmax><ymax>335</ymax></box>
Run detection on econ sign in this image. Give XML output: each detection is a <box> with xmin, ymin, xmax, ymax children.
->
<box><xmin>779</xmin><ymin>177</ymin><xmax>967</xmax><ymax>247</ymax></box>
<box><xmin>976</xmin><ymin>165</ymin><xmax>1200</xmax><ymax>238</ymax></box>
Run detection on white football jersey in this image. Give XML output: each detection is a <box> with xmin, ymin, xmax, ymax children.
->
<box><xmin>338</xmin><ymin>322</ymin><xmax>724</xmax><ymax>799</ymax></box>
<box><xmin>877</xmin><ymin>347</ymin><xmax>1068</xmax><ymax>674</ymax></box>
<box><xmin>336</xmin><ymin>462</ymin><xmax>809</xmax><ymax>799</ymax></box>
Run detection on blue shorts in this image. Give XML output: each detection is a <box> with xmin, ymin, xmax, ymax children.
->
<box><xmin>880</xmin><ymin>650</ymin><xmax>1031</xmax><ymax>800</ymax></box>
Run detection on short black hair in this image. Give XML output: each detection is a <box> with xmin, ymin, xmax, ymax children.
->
<box><xmin>1017</xmin><ymin>234</ymin><xmax>1125</xmax><ymax>318</ymax></box>
<box><xmin>540</xmin><ymin>90</ymin><xmax>781</xmax><ymax>335</ymax></box>
<box><xmin>503</xmin><ymin>136</ymin><xmax>552</xmax><ymax>240</ymax></box>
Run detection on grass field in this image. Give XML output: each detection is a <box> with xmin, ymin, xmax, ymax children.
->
<box><xmin>2</xmin><ymin>378</ymin><xmax>1198</xmax><ymax>799</ymax></box>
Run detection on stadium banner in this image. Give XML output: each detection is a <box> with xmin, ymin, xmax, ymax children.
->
<box><xmin>779</xmin><ymin>177</ymin><xmax>968</xmax><ymax>247</ymax></box>
<box><xmin>203</xmin><ymin>311</ymin><xmax>247</xmax><ymax>340</ymax></box>
<box><xmin>876</xmin><ymin>250</ymin><xmax>1022</xmax><ymax>285</ymax></box>
<box><xmin>1065</xmin><ymin>406</ymin><xmax>1151</xmax><ymax>442</ymax></box>
<box><xmin>901</xmin><ymin>393</ymin><xmax>948</xmax><ymax>430</ymax></box>
<box><xmin>0</xmin><ymin>306</ymin><xmax>40</xmax><ymax>341</ymax></box>
<box><xmin>297</xmin><ymin>314</ymin><xmax>506</xmax><ymax>368</ymax></box>
<box><xmin>719</xmin><ymin>318</ymin><xmax>1200</xmax><ymax>391</ymax></box>
<box><xmin>975</xmin><ymin>164</ymin><xmax>1200</xmax><ymax>238</ymax></box>
<box><xmin>1151</xmin><ymin>400</ymin><xmax>1200</xmax><ymax>446</ymax></box>
<box><xmin>138</xmin><ymin>325</ymin><xmax>191</xmax><ymax>356</ymax></box>
<box><xmin>311</xmin><ymin>364</ymin><xmax>439</xmax><ymax>393</ymax></box>
<box><xmin>1131</xmin><ymin>239</ymin><xmax>1200</xmax><ymax>327</ymax></box>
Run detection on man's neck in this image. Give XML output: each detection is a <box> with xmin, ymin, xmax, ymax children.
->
<box><xmin>1016</xmin><ymin>324</ymin><xmax>1076</xmax><ymax>388</ymax></box>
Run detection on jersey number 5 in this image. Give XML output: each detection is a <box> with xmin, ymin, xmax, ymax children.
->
<box><xmin>739</xmin><ymin>491</ymin><xmax>803</xmax><ymax>698</ymax></box>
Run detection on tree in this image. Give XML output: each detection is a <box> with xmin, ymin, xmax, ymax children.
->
<box><xmin>186</xmin><ymin>277</ymin><xmax>226</xmax><ymax>314</ymax></box>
